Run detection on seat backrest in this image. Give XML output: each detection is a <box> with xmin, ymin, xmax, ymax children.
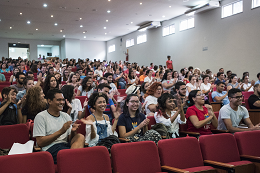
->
<box><xmin>158</xmin><ymin>137</ymin><xmax>204</xmax><ymax>169</ymax></box>
<box><xmin>57</xmin><ymin>147</ymin><xmax>112</xmax><ymax>173</ymax></box>
<box><xmin>0</xmin><ymin>82</ymin><xmax>11</xmax><ymax>85</ymax></box>
<box><xmin>0</xmin><ymin>151</ymin><xmax>55</xmax><ymax>173</ymax></box>
<box><xmin>0</xmin><ymin>124</ymin><xmax>30</xmax><ymax>149</ymax></box>
<box><xmin>75</xmin><ymin>96</ymin><xmax>87</xmax><ymax>108</ymax></box>
<box><xmin>242</xmin><ymin>91</ymin><xmax>254</xmax><ymax>101</ymax></box>
<box><xmin>111</xmin><ymin>141</ymin><xmax>161</xmax><ymax>173</ymax></box>
<box><xmin>118</xmin><ymin>89</ymin><xmax>127</xmax><ymax>96</ymax></box>
<box><xmin>75</xmin><ymin>120</ymin><xmax>86</xmax><ymax>136</ymax></box>
<box><xmin>0</xmin><ymin>85</ymin><xmax>10</xmax><ymax>93</ymax></box>
<box><xmin>199</xmin><ymin>133</ymin><xmax>240</xmax><ymax>163</ymax></box>
<box><xmin>245</xmin><ymin>98</ymin><xmax>250</xmax><ymax>109</ymax></box>
<box><xmin>234</xmin><ymin>131</ymin><xmax>260</xmax><ymax>157</ymax></box>
<box><xmin>147</xmin><ymin>116</ymin><xmax>156</xmax><ymax>130</ymax></box>
<box><xmin>208</xmin><ymin>92</ymin><xmax>213</xmax><ymax>102</ymax></box>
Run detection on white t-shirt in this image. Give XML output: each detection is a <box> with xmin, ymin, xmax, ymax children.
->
<box><xmin>154</xmin><ymin>111</ymin><xmax>186</xmax><ymax>138</ymax></box>
<box><xmin>186</xmin><ymin>83</ymin><xmax>199</xmax><ymax>96</ymax></box>
<box><xmin>200</xmin><ymin>83</ymin><xmax>211</xmax><ymax>92</ymax></box>
<box><xmin>217</xmin><ymin>104</ymin><xmax>250</xmax><ymax>130</ymax></box>
<box><xmin>145</xmin><ymin>95</ymin><xmax>158</xmax><ymax>114</ymax></box>
<box><xmin>70</xmin><ymin>99</ymin><xmax>83</xmax><ymax>122</ymax></box>
<box><xmin>94</xmin><ymin>70</ymin><xmax>103</xmax><ymax>80</ymax></box>
<box><xmin>242</xmin><ymin>83</ymin><xmax>254</xmax><ymax>92</ymax></box>
<box><xmin>144</xmin><ymin>76</ymin><xmax>153</xmax><ymax>83</ymax></box>
<box><xmin>33</xmin><ymin>110</ymin><xmax>72</xmax><ymax>151</ymax></box>
<box><xmin>162</xmin><ymin>80</ymin><xmax>174</xmax><ymax>91</ymax></box>
<box><xmin>78</xmin><ymin>85</ymin><xmax>94</xmax><ymax>97</ymax></box>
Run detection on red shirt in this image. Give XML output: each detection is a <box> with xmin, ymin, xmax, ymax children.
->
<box><xmin>166</xmin><ymin>60</ymin><xmax>173</xmax><ymax>70</ymax></box>
<box><xmin>185</xmin><ymin>105</ymin><xmax>212</xmax><ymax>135</ymax></box>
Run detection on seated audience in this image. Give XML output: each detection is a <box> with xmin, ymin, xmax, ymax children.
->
<box><xmin>94</xmin><ymin>65</ymin><xmax>103</xmax><ymax>80</ymax></box>
<box><xmin>144</xmin><ymin>82</ymin><xmax>163</xmax><ymax>114</ymax></box>
<box><xmin>248</xmin><ymin>84</ymin><xmax>260</xmax><ymax>109</ymax></box>
<box><xmin>0</xmin><ymin>72</ymin><xmax>6</xmax><ymax>82</ymax></box>
<box><xmin>11</xmin><ymin>72</ymin><xmax>25</xmax><ymax>91</ymax></box>
<box><xmin>186</xmin><ymin>75</ymin><xmax>200</xmax><ymax>96</ymax></box>
<box><xmin>227</xmin><ymin>74</ymin><xmax>242</xmax><ymax>89</ymax></box>
<box><xmin>104</xmin><ymin>73</ymin><xmax>119</xmax><ymax>95</ymax></box>
<box><xmin>162</xmin><ymin>70</ymin><xmax>175</xmax><ymax>92</ymax></box>
<box><xmin>214</xmin><ymin>72</ymin><xmax>227</xmax><ymax>85</ymax></box>
<box><xmin>154</xmin><ymin>93</ymin><xmax>186</xmax><ymax>138</ymax></box>
<box><xmin>0</xmin><ymin>87</ymin><xmax>22</xmax><ymax>125</ymax></box>
<box><xmin>117</xmin><ymin>94</ymin><xmax>161</xmax><ymax>143</ymax></box>
<box><xmin>113</xmin><ymin>68</ymin><xmax>126</xmax><ymax>89</ymax></box>
<box><xmin>54</xmin><ymin>72</ymin><xmax>62</xmax><ymax>89</ymax></box>
<box><xmin>255</xmin><ymin>72</ymin><xmax>260</xmax><ymax>85</ymax></box>
<box><xmin>127</xmin><ymin>69</ymin><xmax>139</xmax><ymax>85</ymax></box>
<box><xmin>185</xmin><ymin>90</ymin><xmax>218</xmax><ymax>135</ymax></box>
<box><xmin>144</xmin><ymin>69</ymin><xmax>154</xmax><ymax>85</ymax></box>
<box><xmin>200</xmin><ymin>75</ymin><xmax>215</xmax><ymax>104</ymax></box>
<box><xmin>21</xmin><ymin>86</ymin><xmax>47</xmax><ymax>123</ymax></box>
<box><xmin>77</xmin><ymin>76</ymin><xmax>94</xmax><ymax>97</ymax></box>
<box><xmin>16</xmin><ymin>77</ymin><xmax>34</xmax><ymax>102</ymax></box>
<box><xmin>81</xmin><ymin>92</ymin><xmax>119</xmax><ymax>147</ymax></box>
<box><xmin>173</xmin><ymin>82</ymin><xmax>188</xmax><ymax>113</ymax></box>
<box><xmin>67</xmin><ymin>73</ymin><xmax>80</xmax><ymax>90</ymax></box>
<box><xmin>33</xmin><ymin>89</ymin><xmax>84</xmax><ymax>164</ymax></box>
<box><xmin>9</xmin><ymin>67</ymin><xmax>19</xmax><ymax>83</ymax></box>
<box><xmin>212</xmin><ymin>82</ymin><xmax>232</xmax><ymax>105</ymax></box>
<box><xmin>0</xmin><ymin>63</ymin><xmax>10</xmax><ymax>73</ymax></box>
<box><xmin>242</xmin><ymin>75</ymin><xmax>255</xmax><ymax>91</ymax></box>
<box><xmin>154</xmin><ymin>71</ymin><xmax>163</xmax><ymax>82</ymax></box>
<box><xmin>217</xmin><ymin>88</ymin><xmax>260</xmax><ymax>132</ymax></box>
<box><xmin>43</xmin><ymin>75</ymin><xmax>59</xmax><ymax>98</ymax></box>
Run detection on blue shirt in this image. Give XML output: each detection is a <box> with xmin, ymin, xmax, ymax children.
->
<box><xmin>212</xmin><ymin>91</ymin><xmax>230</xmax><ymax>105</ymax></box>
<box><xmin>88</xmin><ymin>98</ymin><xmax>114</xmax><ymax>120</ymax></box>
<box><xmin>255</xmin><ymin>80</ymin><xmax>260</xmax><ymax>85</ymax></box>
<box><xmin>16</xmin><ymin>89</ymin><xmax>26</xmax><ymax>102</ymax></box>
<box><xmin>0</xmin><ymin>73</ymin><xmax>6</xmax><ymax>81</ymax></box>
<box><xmin>214</xmin><ymin>78</ymin><xmax>226</xmax><ymax>84</ymax></box>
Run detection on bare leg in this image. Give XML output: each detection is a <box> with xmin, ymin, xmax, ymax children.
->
<box><xmin>70</xmin><ymin>134</ymin><xmax>85</xmax><ymax>149</ymax></box>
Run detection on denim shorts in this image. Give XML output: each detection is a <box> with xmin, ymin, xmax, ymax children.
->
<box><xmin>46</xmin><ymin>143</ymin><xmax>70</xmax><ymax>164</ymax></box>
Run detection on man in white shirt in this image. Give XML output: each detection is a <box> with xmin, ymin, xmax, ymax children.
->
<box><xmin>217</xmin><ymin>88</ymin><xmax>260</xmax><ymax>133</ymax></box>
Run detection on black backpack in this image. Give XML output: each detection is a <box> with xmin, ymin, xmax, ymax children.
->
<box><xmin>96</xmin><ymin>135</ymin><xmax>120</xmax><ymax>152</ymax></box>
<box><xmin>0</xmin><ymin>102</ymin><xmax>18</xmax><ymax>125</ymax></box>
<box><xmin>151</xmin><ymin>123</ymin><xmax>171</xmax><ymax>139</ymax></box>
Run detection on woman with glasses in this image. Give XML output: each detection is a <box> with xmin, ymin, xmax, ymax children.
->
<box><xmin>117</xmin><ymin>94</ymin><xmax>161</xmax><ymax>143</ymax></box>
<box><xmin>200</xmin><ymin>75</ymin><xmax>215</xmax><ymax>104</ymax></box>
<box><xmin>185</xmin><ymin>90</ymin><xmax>218</xmax><ymax>135</ymax></box>
<box><xmin>186</xmin><ymin>75</ymin><xmax>200</xmax><ymax>96</ymax></box>
<box><xmin>241</xmin><ymin>75</ymin><xmax>255</xmax><ymax>91</ymax></box>
<box><xmin>227</xmin><ymin>74</ymin><xmax>242</xmax><ymax>90</ymax></box>
<box><xmin>144</xmin><ymin>82</ymin><xmax>163</xmax><ymax>114</ymax></box>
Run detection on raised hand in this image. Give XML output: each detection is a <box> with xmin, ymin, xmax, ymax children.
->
<box><xmin>83</xmin><ymin>98</ymin><xmax>88</xmax><ymax>108</ymax></box>
<box><xmin>60</xmin><ymin>121</ymin><xmax>72</xmax><ymax>134</ymax></box>
<box><xmin>71</xmin><ymin>122</ymin><xmax>81</xmax><ymax>132</ymax></box>
<box><xmin>80</xmin><ymin>118</ymin><xmax>93</xmax><ymax>125</ymax></box>
<box><xmin>65</xmin><ymin>99</ymin><xmax>72</xmax><ymax>109</ymax></box>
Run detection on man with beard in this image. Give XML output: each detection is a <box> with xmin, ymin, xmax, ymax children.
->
<box><xmin>217</xmin><ymin>88</ymin><xmax>260</xmax><ymax>132</ymax></box>
<box><xmin>11</xmin><ymin>72</ymin><xmax>25</xmax><ymax>91</ymax></box>
<box><xmin>248</xmin><ymin>84</ymin><xmax>260</xmax><ymax>109</ymax></box>
<box><xmin>173</xmin><ymin>82</ymin><xmax>188</xmax><ymax>114</ymax></box>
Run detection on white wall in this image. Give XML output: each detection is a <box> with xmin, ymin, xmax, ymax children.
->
<box><xmin>38</xmin><ymin>47</ymin><xmax>51</xmax><ymax>58</ymax></box>
<box><xmin>80</xmin><ymin>40</ymin><xmax>106</xmax><ymax>61</ymax></box>
<box><xmin>64</xmin><ymin>38</ymin><xmax>81</xmax><ymax>59</ymax></box>
<box><xmin>106</xmin><ymin>0</ymin><xmax>260</xmax><ymax>80</ymax></box>
<box><xmin>0</xmin><ymin>38</ymin><xmax>60</xmax><ymax>61</ymax></box>
<box><xmin>9</xmin><ymin>47</ymin><xmax>29</xmax><ymax>59</ymax></box>
<box><xmin>51</xmin><ymin>46</ymin><xmax>59</xmax><ymax>57</ymax></box>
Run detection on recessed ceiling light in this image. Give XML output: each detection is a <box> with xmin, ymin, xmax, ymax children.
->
<box><xmin>54</xmin><ymin>23</ymin><xmax>58</xmax><ymax>26</ymax></box>
<box><xmin>79</xmin><ymin>18</ymin><xmax>82</xmax><ymax>20</ymax></box>
<box><xmin>106</xmin><ymin>20</ymin><xmax>108</xmax><ymax>22</ymax></box>
<box><xmin>0</xmin><ymin>19</ymin><xmax>1</xmax><ymax>22</ymax></box>
<box><xmin>84</xmin><ymin>36</ymin><xmax>86</xmax><ymax>38</ymax></box>
<box><xmin>131</xmin><ymin>22</ymin><xmax>133</xmax><ymax>24</ymax></box>
<box><xmin>80</xmin><ymin>25</ymin><xmax>83</xmax><ymax>27</ymax></box>
<box><xmin>36</xmin><ymin>28</ymin><xmax>38</xmax><ymax>30</ymax></box>
<box><xmin>83</xmin><ymin>31</ymin><xmax>85</xmax><ymax>33</ymax></box>
<box><xmin>63</xmin><ymin>35</ymin><xmax>65</xmax><ymax>37</ymax></box>
<box><xmin>43</xmin><ymin>4</ymin><xmax>47</xmax><ymax>7</ymax></box>
<box><xmin>27</xmin><ymin>21</ymin><xmax>31</xmax><ymax>24</ymax></box>
<box><xmin>20</xmin><ymin>13</ymin><xmax>22</xmax><ymax>15</ymax></box>
<box><xmin>41</xmin><ymin>45</ymin><xmax>44</xmax><ymax>46</ymax></box>
<box><xmin>104</xmin><ymin>27</ymin><xmax>106</xmax><ymax>29</ymax></box>
<box><xmin>51</xmin><ymin>15</ymin><xmax>53</xmax><ymax>17</ymax></box>
<box><xmin>107</xmin><ymin>10</ymin><xmax>111</xmax><ymax>13</ymax></box>
<box><xmin>108</xmin><ymin>0</ymin><xmax>111</xmax><ymax>1</ymax></box>
<box><xmin>105</xmin><ymin>33</ymin><xmax>107</xmax><ymax>35</ymax></box>
<box><xmin>162</xmin><ymin>15</ymin><xmax>165</xmax><ymax>18</ymax></box>
<box><xmin>18</xmin><ymin>42</ymin><xmax>20</xmax><ymax>43</ymax></box>
<box><xmin>140</xmin><ymin>2</ymin><xmax>142</xmax><ymax>5</ymax></box>
<box><xmin>13</xmin><ymin>44</ymin><xmax>16</xmax><ymax>46</ymax></box>
<box><xmin>10</xmin><ymin>27</ymin><xmax>12</xmax><ymax>29</ymax></box>
<box><xmin>169</xmin><ymin>6</ymin><xmax>171</xmax><ymax>8</ymax></box>
<box><xmin>60</xmin><ymin>30</ymin><xmax>63</xmax><ymax>32</ymax></box>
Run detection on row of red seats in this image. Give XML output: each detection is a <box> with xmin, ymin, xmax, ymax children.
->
<box><xmin>0</xmin><ymin>129</ymin><xmax>259</xmax><ymax>173</ymax></box>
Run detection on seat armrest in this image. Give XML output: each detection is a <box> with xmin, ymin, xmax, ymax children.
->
<box><xmin>241</xmin><ymin>155</ymin><xmax>260</xmax><ymax>162</ymax></box>
<box><xmin>161</xmin><ymin>165</ymin><xmax>189</xmax><ymax>173</ymax></box>
<box><xmin>248</xmin><ymin>109</ymin><xmax>260</xmax><ymax>112</ymax></box>
<box><xmin>179</xmin><ymin>131</ymin><xmax>200</xmax><ymax>138</ymax></box>
<box><xmin>204</xmin><ymin>160</ymin><xmax>234</xmax><ymax>169</ymax></box>
<box><xmin>211</xmin><ymin>129</ymin><xmax>229</xmax><ymax>134</ymax></box>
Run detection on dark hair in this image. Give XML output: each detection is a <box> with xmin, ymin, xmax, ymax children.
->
<box><xmin>180</xmin><ymin>68</ymin><xmax>184</xmax><ymax>73</ymax></box>
<box><xmin>15</xmin><ymin>72</ymin><xmax>25</xmax><ymax>79</ymax></box>
<box><xmin>187</xmin><ymin>90</ymin><xmax>200</xmax><ymax>106</ymax></box>
<box><xmin>172</xmin><ymin>71</ymin><xmax>179</xmax><ymax>78</ymax></box>
<box><xmin>128</xmin><ymin>69</ymin><xmax>135</xmax><ymax>80</ymax></box>
<box><xmin>23</xmin><ymin>77</ymin><xmax>34</xmax><ymax>87</ymax></box>
<box><xmin>46</xmin><ymin>89</ymin><xmax>63</xmax><ymax>101</ymax></box>
<box><xmin>47</xmin><ymin>67</ymin><xmax>54</xmax><ymax>76</ymax></box>
<box><xmin>219</xmin><ymin>68</ymin><xmax>224</xmax><ymax>71</ymax></box>
<box><xmin>217</xmin><ymin>81</ymin><xmax>225</xmax><ymax>86</ymax></box>
<box><xmin>88</xmin><ymin>92</ymin><xmax>108</xmax><ymax>110</ymax></box>
<box><xmin>25</xmin><ymin>71</ymin><xmax>33</xmax><ymax>76</ymax></box>
<box><xmin>61</xmin><ymin>85</ymin><xmax>74</xmax><ymax>113</ymax></box>
<box><xmin>104</xmin><ymin>72</ymin><xmax>112</xmax><ymax>78</ymax></box>
<box><xmin>30</xmin><ymin>64</ymin><xmax>38</xmax><ymax>73</ymax></box>
<box><xmin>242</xmin><ymin>75</ymin><xmax>248</xmax><ymax>81</ymax></box>
<box><xmin>63</xmin><ymin>69</ymin><xmax>69</xmax><ymax>81</ymax></box>
<box><xmin>189</xmin><ymin>75</ymin><xmax>195</xmax><ymax>82</ymax></box>
<box><xmin>175</xmin><ymin>81</ymin><xmax>186</xmax><ymax>91</ymax></box>
<box><xmin>123</xmin><ymin>94</ymin><xmax>141</xmax><ymax>119</ymax></box>
<box><xmin>217</xmin><ymin>72</ymin><xmax>224</xmax><ymax>77</ymax></box>
<box><xmin>98</xmin><ymin>77</ymin><xmax>107</xmax><ymax>83</ymax></box>
<box><xmin>188</xmin><ymin>66</ymin><xmax>193</xmax><ymax>71</ymax></box>
<box><xmin>228</xmin><ymin>88</ymin><xmax>241</xmax><ymax>98</ymax></box>
<box><xmin>141</xmin><ymin>82</ymin><xmax>147</xmax><ymax>93</ymax></box>
<box><xmin>162</xmin><ymin>70</ymin><xmax>171</xmax><ymax>81</ymax></box>
<box><xmin>43</xmin><ymin>75</ymin><xmax>58</xmax><ymax>96</ymax></box>
<box><xmin>97</xmin><ymin>83</ymin><xmax>111</xmax><ymax>91</ymax></box>
<box><xmin>202</xmin><ymin>75</ymin><xmax>210</xmax><ymax>82</ymax></box>
<box><xmin>1</xmin><ymin>87</ymin><xmax>17</xmax><ymax>99</ymax></box>
<box><xmin>146</xmin><ymin>69</ymin><xmax>151</xmax><ymax>76</ymax></box>
<box><xmin>157</xmin><ymin>93</ymin><xmax>175</xmax><ymax>111</ymax></box>
<box><xmin>227</xmin><ymin>70</ymin><xmax>232</xmax><ymax>74</ymax></box>
<box><xmin>81</xmin><ymin>76</ymin><xmax>93</xmax><ymax>91</ymax></box>
<box><xmin>257</xmin><ymin>73</ymin><xmax>260</xmax><ymax>79</ymax></box>
<box><xmin>154</xmin><ymin>65</ymin><xmax>158</xmax><ymax>71</ymax></box>
<box><xmin>68</xmin><ymin>73</ymin><xmax>76</xmax><ymax>83</ymax></box>
<box><xmin>228</xmin><ymin>74</ymin><xmax>237</xmax><ymax>83</ymax></box>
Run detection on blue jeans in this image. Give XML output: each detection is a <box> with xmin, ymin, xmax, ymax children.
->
<box><xmin>118</xmin><ymin>81</ymin><xmax>126</xmax><ymax>89</ymax></box>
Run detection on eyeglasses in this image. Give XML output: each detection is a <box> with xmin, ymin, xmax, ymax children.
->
<box><xmin>196</xmin><ymin>94</ymin><xmax>205</xmax><ymax>97</ymax></box>
<box><xmin>129</xmin><ymin>100</ymin><xmax>140</xmax><ymax>104</ymax></box>
<box><xmin>231</xmin><ymin>95</ymin><xmax>243</xmax><ymax>99</ymax></box>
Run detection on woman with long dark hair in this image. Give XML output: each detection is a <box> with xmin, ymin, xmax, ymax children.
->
<box><xmin>117</xmin><ymin>94</ymin><xmax>161</xmax><ymax>143</ymax></box>
<box><xmin>77</xmin><ymin>76</ymin><xmax>94</xmax><ymax>97</ymax></box>
<box><xmin>154</xmin><ymin>93</ymin><xmax>186</xmax><ymax>138</ymax></box>
<box><xmin>43</xmin><ymin>75</ymin><xmax>58</xmax><ymax>97</ymax></box>
<box><xmin>185</xmin><ymin>90</ymin><xmax>218</xmax><ymax>135</ymax></box>
<box><xmin>127</xmin><ymin>69</ymin><xmax>139</xmax><ymax>85</ymax></box>
<box><xmin>61</xmin><ymin>85</ymin><xmax>83</xmax><ymax>122</ymax></box>
<box><xmin>144</xmin><ymin>82</ymin><xmax>163</xmax><ymax>114</ymax></box>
